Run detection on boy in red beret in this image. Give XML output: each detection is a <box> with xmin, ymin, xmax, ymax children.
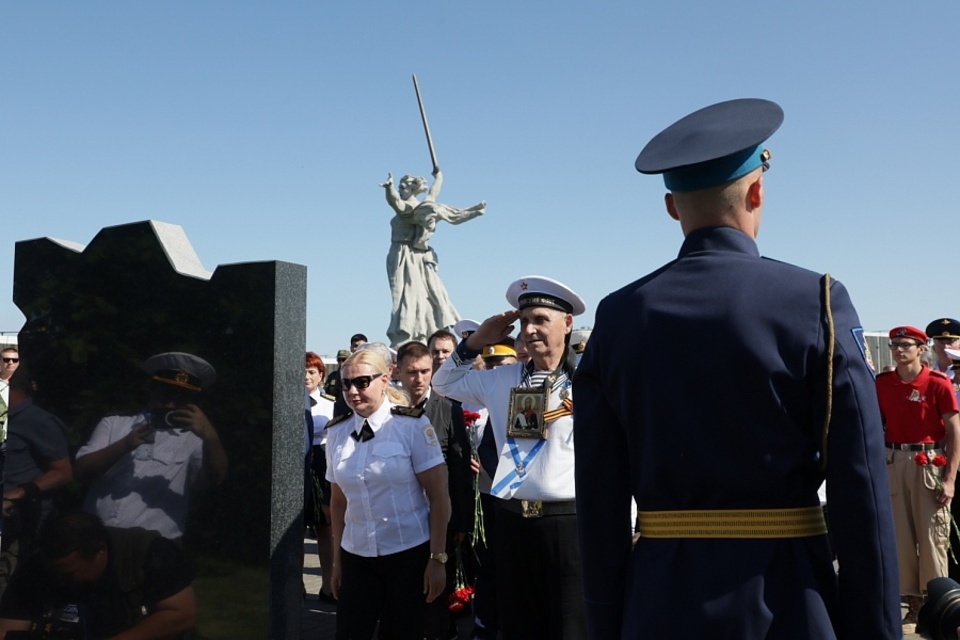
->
<box><xmin>877</xmin><ymin>325</ymin><xmax>960</xmax><ymax>625</ymax></box>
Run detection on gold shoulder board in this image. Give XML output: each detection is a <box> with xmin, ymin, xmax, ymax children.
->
<box><xmin>324</xmin><ymin>411</ymin><xmax>353</xmax><ymax>429</ymax></box>
<box><xmin>392</xmin><ymin>406</ymin><xmax>426</xmax><ymax>418</ymax></box>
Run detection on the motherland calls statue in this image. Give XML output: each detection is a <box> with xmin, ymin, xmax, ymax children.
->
<box><xmin>380</xmin><ymin>75</ymin><xmax>487</xmax><ymax>348</ymax></box>
<box><xmin>381</xmin><ymin>167</ymin><xmax>485</xmax><ymax>347</ymax></box>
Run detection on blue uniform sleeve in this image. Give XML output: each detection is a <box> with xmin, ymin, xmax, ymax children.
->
<box><xmin>573</xmin><ymin>296</ymin><xmax>633</xmax><ymax>639</ymax></box>
<box><xmin>820</xmin><ymin>280</ymin><xmax>901</xmax><ymax>639</ymax></box>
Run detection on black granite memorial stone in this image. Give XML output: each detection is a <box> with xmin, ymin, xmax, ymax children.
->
<box><xmin>11</xmin><ymin>220</ymin><xmax>307</xmax><ymax>639</ymax></box>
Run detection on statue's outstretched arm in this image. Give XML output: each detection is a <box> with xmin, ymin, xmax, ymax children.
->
<box><xmin>425</xmin><ymin>168</ymin><xmax>443</xmax><ymax>202</ymax></box>
<box><xmin>380</xmin><ymin>173</ymin><xmax>408</xmax><ymax>214</ymax></box>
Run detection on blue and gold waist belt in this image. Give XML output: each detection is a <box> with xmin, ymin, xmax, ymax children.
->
<box><xmin>637</xmin><ymin>506</ymin><xmax>827</xmax><ymax>539</ymax></box>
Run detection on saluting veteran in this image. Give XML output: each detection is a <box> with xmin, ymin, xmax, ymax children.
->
<box><xmin>433</xmin><ymin>275</ymin><xmax>587</xmax><ymax>639</ymax></box>
<box><xmin>574</xmin><ymin>99</ymin><xmax>900</xmax><ymax>639</ymax></box>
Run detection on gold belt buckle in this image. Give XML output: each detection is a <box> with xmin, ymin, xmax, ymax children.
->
<box><xmin>521</xmin><ymin>500</ymin><xmax>543</xmax><ymax>518</ymax></box>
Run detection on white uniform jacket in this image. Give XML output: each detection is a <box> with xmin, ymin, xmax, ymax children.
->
<box><xmin>433</xmin><ymin>348</ymin><xmax>575</xmax><ymax>501</ymax></box>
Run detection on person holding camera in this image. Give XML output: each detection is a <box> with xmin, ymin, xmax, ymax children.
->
<box><xmin>74</xmin><ymin>352</ymin><xmax>228</xmax><ymax>541</ymax></box>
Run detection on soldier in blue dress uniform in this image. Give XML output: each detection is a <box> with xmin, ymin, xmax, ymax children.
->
<box><xmin>574</xmin><ymin>99</ymin><xmax>901</xmax><ymax>639</ymax></box>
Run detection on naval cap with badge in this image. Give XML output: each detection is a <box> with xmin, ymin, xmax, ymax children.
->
<box><xmin>925</xmin><ymin>318</ymin><xmax>960</xmax><ymax>341</ymax></box>
<box><xmin>454</xmin><ymin>319</ymin><xmax>481</xmax><ymax>340</ymax></box>
<box><xmin>570</xmin><ymin>329</ymin><xmax>592</xmax><ymax>355</ymax></box>
<box><xmin>944</xmin><ymin>348</ymin><xmax>960</xmax><ymax>368</ymax></box>
<box><xmin>506</xmin><ymin>275</ymin><xmax>585</xmax><ymax>317</ymax></box>
<box><xmin>635</xmin><ymin>98</ymin><xmax>784</xmax><ymax>193</ymax></box>
<box><xmin>143</xmin><ymin>352</ymin><xmax>216</xmax><ymax>392</ymax></box>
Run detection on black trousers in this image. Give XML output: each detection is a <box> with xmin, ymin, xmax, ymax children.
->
<box><xmin>337</xmin><ymin>542</ymin><xmax>429</xmax><ymax>640</ymax></box>
<box><xmin>424</xmin><ymin>530</ymin><xmax>466</xmax><ymax>640</ymax></box>
<box><xmin>471</xmin><ymin>492</ymin><xmax>499</xmax><ymax>639</ymax></box>
<box><xmin>495</xmin><ymin>509</ymin><xmax>586</xmax><ymax>640</ymax></box>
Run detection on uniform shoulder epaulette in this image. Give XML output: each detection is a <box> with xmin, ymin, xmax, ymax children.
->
<box><xmin>392</xmin><ymin>405</ymin><xmax>426</xmax><ymax>419</ymax></box>
<box><xmin>930</xmin><ymin>369</ymin><xmax>951</xmax><ymax>381</ymax></box>
<box><xmin>324</xmin><ymin>411</ymin><xmax>353</xmax><ymax>429</ymax></box>
<box><xmin>320</xmin><ymin>392</ymin><xmax>336</xmax><ymax>402</ymax></box>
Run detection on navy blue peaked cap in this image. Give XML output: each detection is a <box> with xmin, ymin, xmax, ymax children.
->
<box><xmin>635</xmin><ymin>98</ymin><xmax>784</xmax><ymax>192</ymax></box>
<box><xmin>926</xmin><ymin>318</ymin><xmax>960</xmax><ymax>340</ymax></box>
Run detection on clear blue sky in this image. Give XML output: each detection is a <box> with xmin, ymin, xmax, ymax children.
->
<box><xmin>2</xmin><ymin>2</ymin><xmax>958</xmax><ymax>356</ymax></box>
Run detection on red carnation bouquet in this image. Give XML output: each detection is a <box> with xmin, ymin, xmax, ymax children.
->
<box><xmin>447</xmin><ymin>546</ymin><xmax>474</xmax><ymax>613</ymax></box>
<box><xmin>463</xmin><ymin>408</ymin><xmax>486</xmax><ymax>548</ymax></box>
<box><xmin>914</xmin><ymin>451</ymin><xmax>958</xmax><ymax>559</ymax></box>
<box><xmin>913</xmin><ymin>451</ymin><xmax>948</xmax><ymax>470</ymax></box>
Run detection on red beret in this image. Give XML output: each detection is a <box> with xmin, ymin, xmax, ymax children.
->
<box><xmin>889</xmin><ymin>326</ymin><xmax>928</xmax><ymax>343</ymax></box>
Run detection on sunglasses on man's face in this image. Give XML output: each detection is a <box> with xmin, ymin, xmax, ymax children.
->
<box><xmin>341</xmin><ymin>374</ymin><xmax>382</xmax><ymax>391</ymax></box>
<box><xmin>2</xmin><ymin>358</ymin><xmax>18</xmax><ymax>363</ymax></box>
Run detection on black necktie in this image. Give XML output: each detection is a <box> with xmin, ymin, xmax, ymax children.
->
<box><xmin>352</xmin><ymin>420</ymin><xmax>375</xmax><ymax>442</ymax></box>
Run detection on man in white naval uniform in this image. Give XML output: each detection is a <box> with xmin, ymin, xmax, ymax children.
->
<box><xmin>432</xmin><ymin>275</ymin><xmax>587</xmax><ymax>640</ymax></box>
<box><xmin>75</xmin><ymin>352</ymin><xmax>228</xmax><ymax>541</ymax></box>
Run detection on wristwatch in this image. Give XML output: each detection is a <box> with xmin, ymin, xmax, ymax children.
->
<box><xmin>429</xmin><ymin>551</ymin><xmax>448</xmax><ymax>564</ymax></box>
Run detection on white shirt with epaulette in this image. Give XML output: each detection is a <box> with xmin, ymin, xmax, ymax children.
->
<box><xmin>324</xmin><ymin>400</ymin><xmax>445</xmax><ymax>557</ymax></box>
<box><xmin>308</xmin><ymin>388</ymin><xmax>336</xmax><ymax>447</ymax></box>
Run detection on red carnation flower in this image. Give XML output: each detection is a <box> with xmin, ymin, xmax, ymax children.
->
<box><xmin>915</xmin><ymin>452</ymin><xmax>930</xmax><ymax>466</ymax></box>
<box><xmin>463</xmin><ymin>410</ymin><xmax>482</xmax><ymax>427</ymax></box>
<box><xmin>448</xmin><ymin>600</ymin><xmax>465</xmax><ymax>613</ymax></box>
<box><xmin>933</xmin><ymin>454</ymin><xmax>948</xmax><ymax>467</ymax></box>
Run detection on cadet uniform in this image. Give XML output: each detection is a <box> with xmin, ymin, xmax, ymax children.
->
<box><xmin>433</xmin><ymin>276</ymin><xmax>587</xmax><ymax>639</ymax></box>
<box><xmin>876</xmin><ymin>326</ymin><xmax>958</xmax><ymax>598</ymax></box>
<box><xmin>574</xmin><ymin>99</ymin><xmax>900</xmax><ymax>639</ymax></box>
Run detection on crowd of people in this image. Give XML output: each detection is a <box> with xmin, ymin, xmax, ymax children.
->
<box><xmin>306</xmin><ymin>280</ymin><xmax>588</xmax><ymax>640</ymax></box>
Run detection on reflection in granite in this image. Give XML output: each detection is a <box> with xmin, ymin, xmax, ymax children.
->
<box><xmin>13</xmin><ymin>221</ymin><xmax>307</xmax><ymax>639</ymax></box>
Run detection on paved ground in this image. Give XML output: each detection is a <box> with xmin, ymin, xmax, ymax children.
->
<box><xmin>301</xmin><ymin>538</ymin><xmax>337</xmax><ymax>638</ymax></box>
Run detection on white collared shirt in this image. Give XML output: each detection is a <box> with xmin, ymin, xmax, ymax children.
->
<box><xmin>325</xmin><ymin>400</ymin><xmax>444</xmax><ymax>557</ymax></box>
<box><xmin>433</xmin><ymin>357</ymin><xmax>576</xmax><ymax>501</ymax></box>
<box><xmin>77</xmin><ymin>413</ymin><xmax>204</xmax><ymax>539</ymax></box>
<box><xmin>308</xmin><ymin>388</ymin><xmax>335</xmax><ymax>447</ymax></box>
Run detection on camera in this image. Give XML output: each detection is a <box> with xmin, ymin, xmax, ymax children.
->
<box><xmin>919</xmin><ymin>577</ymin><xmax>960</xmax><ymax>640</ymax></box>
<box><xmin>148</xmin><ymin>410</ymin><xmax>178</xmax><ymax>431</ymax></box>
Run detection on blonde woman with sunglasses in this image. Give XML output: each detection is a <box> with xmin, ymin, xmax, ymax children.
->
<box><xmin>325</xmin><ymin>346</ymin><xmax>450</xmax><ymax>640</ymax></box>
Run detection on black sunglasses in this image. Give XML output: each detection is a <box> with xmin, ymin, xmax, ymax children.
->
<box><xmin>342</xmin><ymin>373</ymin><xmax>383</xmax><ymax>391</ymax></box>
<box><xmin>2</xmin><ymin>358</ymin><xmax>18</xmax><ymax>363</ymax></box>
